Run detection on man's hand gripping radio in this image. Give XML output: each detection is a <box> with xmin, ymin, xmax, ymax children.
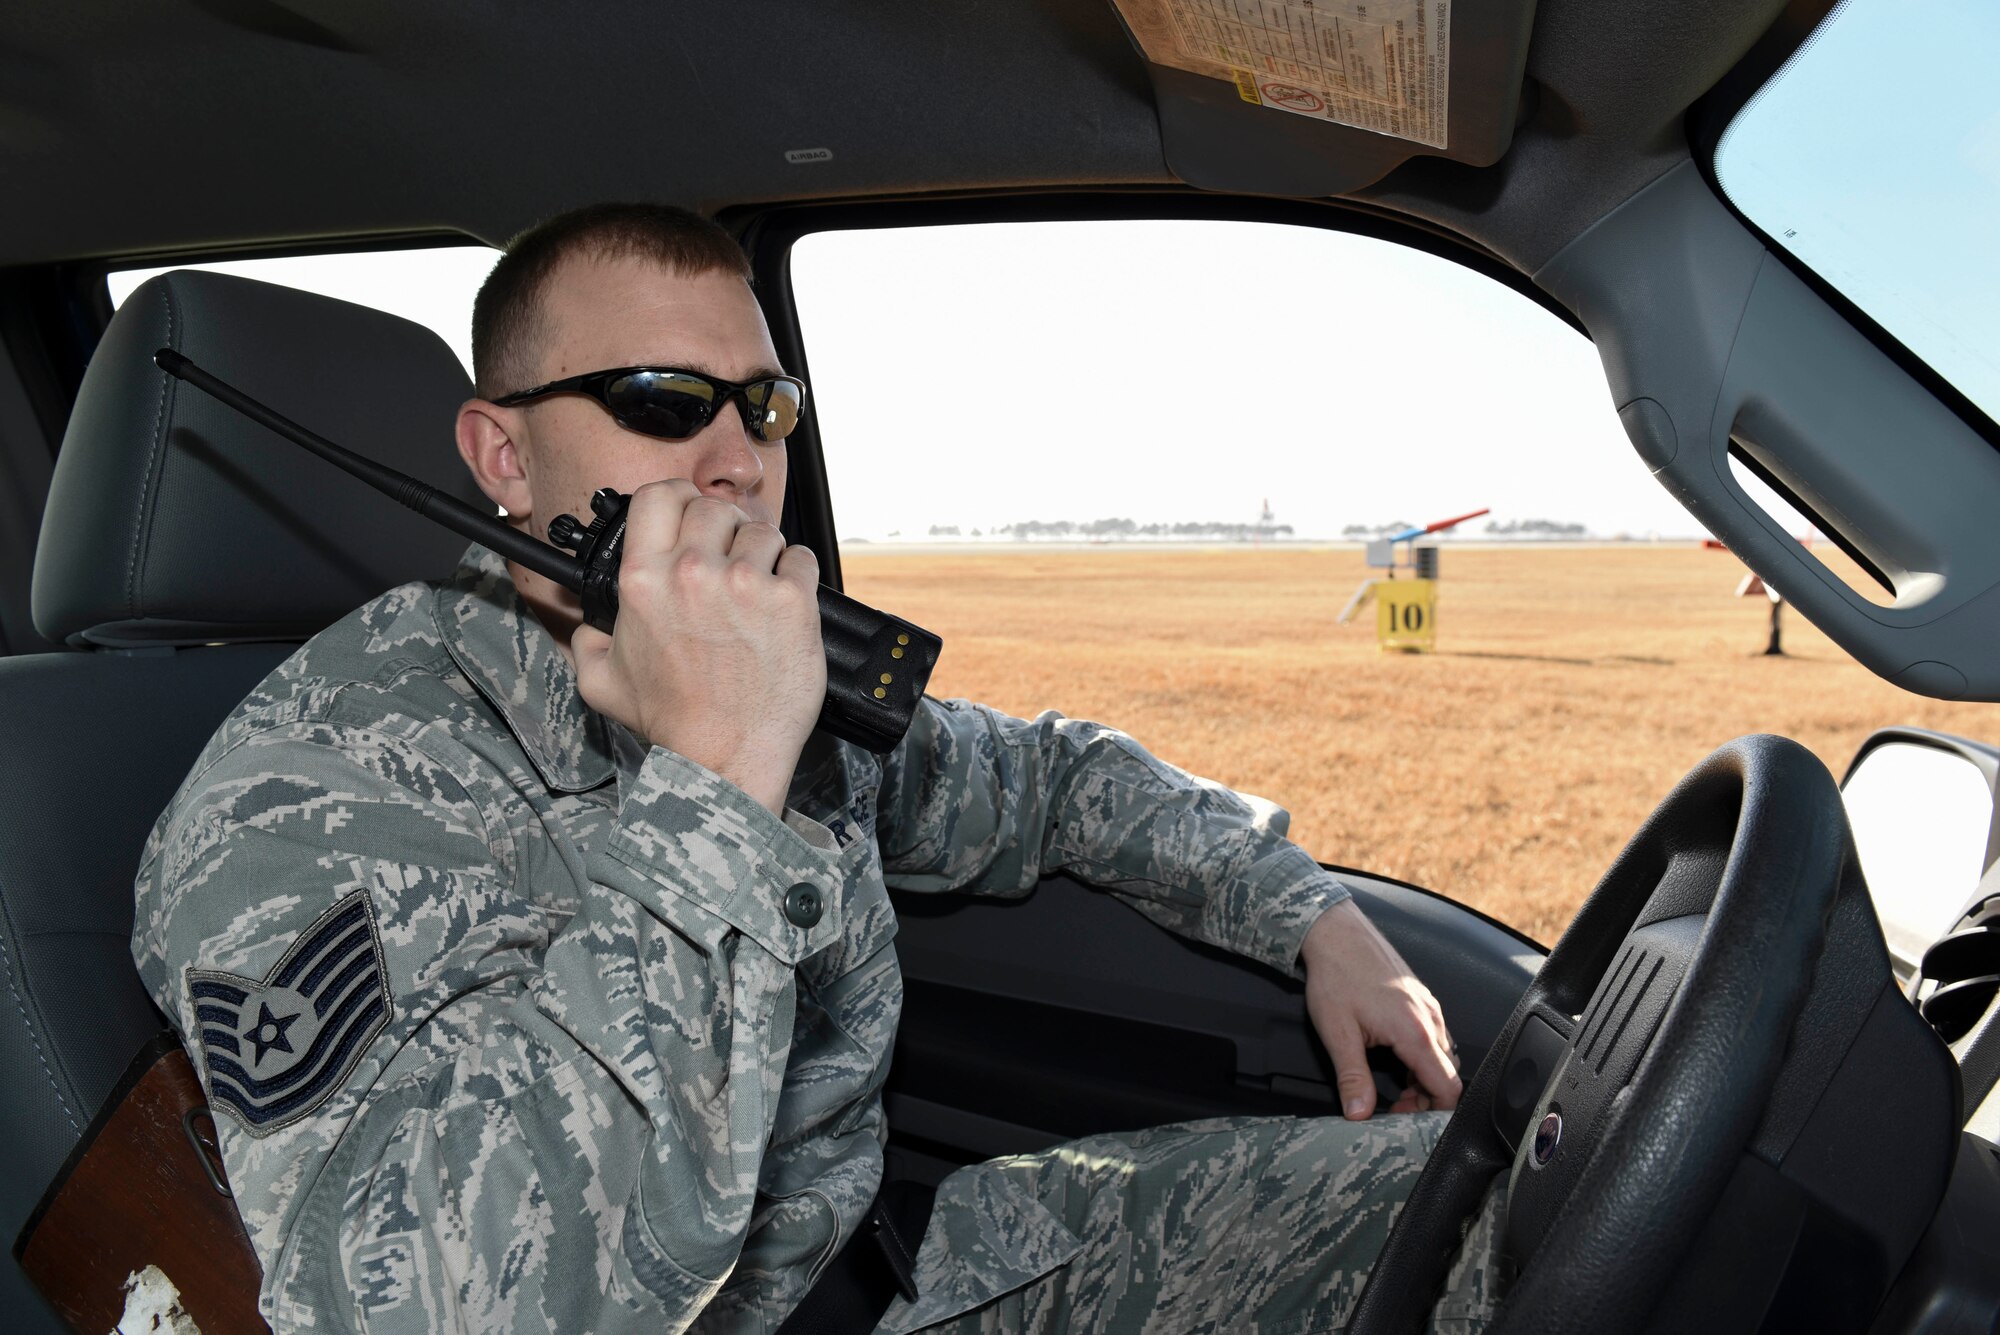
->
<box><xmin>544</xmin><ymin>485</ymin><xmax>939</xmax><ymax>753</ymax></box>
<box><xmin>155</xmin><ymin>349</ymin><xmax>942</xmax><ymax>754</ymax></box>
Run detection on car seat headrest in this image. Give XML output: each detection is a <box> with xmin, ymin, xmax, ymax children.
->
<box><xmin>33</xmin><ymin>269</ymin><xmax>489</xmax><ymax>647</ymax></box>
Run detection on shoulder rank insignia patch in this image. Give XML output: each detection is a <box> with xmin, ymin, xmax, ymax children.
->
<box><xmin>185</xmin><ymin>890</ymin><xmax>392</xmax><ymax>1136</ymax></box>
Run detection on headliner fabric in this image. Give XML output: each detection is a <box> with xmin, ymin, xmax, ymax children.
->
<box><xmin>33</xmin><ymin>269</ymin><xmax>486</xmax><ymax>646</ymax></box>
<box><xmin>0</xmin><ymin>1</ymin><xmax>1794</xmax><ymax>297</ymax></box>
<box><xmin>0</xmin><ymin>0</ymin><xmax>1167</xmax><ymax>266</ymax></box>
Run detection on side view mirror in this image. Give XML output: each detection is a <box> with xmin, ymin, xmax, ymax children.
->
<box><xmin>1840</xmin><ymin>727</ymin><xmax>2000</xmax><ymax>976</ymax></box>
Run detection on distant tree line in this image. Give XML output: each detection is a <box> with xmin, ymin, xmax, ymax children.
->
<box><xmin>1482</xmin><ymin>518</ymin><xmax>1588</xmax><ymax>537</ymax></box>
<box><xmin>926</xmin><ymin>518</ymin><xmax>1293</xmax><ymax>541</ymax></box>
<box><xmin>1337</xmin><ymin>518</ymin><xmax>1591</xmax><ymax>538</ymax></box>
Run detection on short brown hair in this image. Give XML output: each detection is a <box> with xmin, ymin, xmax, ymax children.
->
<box><xmin>471</xmin><ymin>202</ymin><xmax>753</xmax><ymax>398</ymax></box>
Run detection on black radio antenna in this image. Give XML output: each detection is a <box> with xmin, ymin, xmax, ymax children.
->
<box><xmin>154</xmin><ymin>348</ymin><xmax>582</xmax><ymax>589</ymax></box>
<box><xmin>154</xmin><ymin>346</ymin><xmax>944</xmax><ymax>754</ymax></box>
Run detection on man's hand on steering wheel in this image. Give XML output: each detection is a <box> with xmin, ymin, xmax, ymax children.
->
<box><xmin>1301</xmin><ymin>898</ymin><xmax>1464</xmax><ymax>1119</ymax></box>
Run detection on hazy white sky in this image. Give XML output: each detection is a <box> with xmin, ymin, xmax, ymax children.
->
<box><xmin>792</xmin><ymin>220</ymin><xmax>1712</xmax><ymax>541</ymax></box>
<box><xmin>114</xmin><ymin>221</ymin><xmax>1717</xmax><ymax>541</ymax></box>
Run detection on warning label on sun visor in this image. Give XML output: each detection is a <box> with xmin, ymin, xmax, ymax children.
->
<box><xmin>1114</xmin><ymin>0</ymin><xmax>1450</xmax><ymax>150</ymax></box>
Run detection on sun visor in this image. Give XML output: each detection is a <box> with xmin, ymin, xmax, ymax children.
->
<box><xmin>1106</xmin><ymin>0</ymin><xmax>1538</xmax><ymax>195</ymax></box>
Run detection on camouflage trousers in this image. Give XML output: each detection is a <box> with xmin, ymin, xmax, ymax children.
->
<box><xmin>876</xmin><ymin>1112</ymin><xmax>1505</xmax><ymax>1335</ymax></box>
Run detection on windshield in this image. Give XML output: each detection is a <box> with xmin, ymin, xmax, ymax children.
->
<box><xmin>1713</xmin><ymin>0</ymin><xmax>2000</xmax><ymax>430</ymax></box>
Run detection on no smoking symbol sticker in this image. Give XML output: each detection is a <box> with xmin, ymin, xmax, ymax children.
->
<box><xmin>1261</xmin><ymin>82</ymin><xmax>1324</xmax><ymax>112</ymax></box>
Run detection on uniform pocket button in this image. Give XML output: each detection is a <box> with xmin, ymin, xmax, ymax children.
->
<box><xmin>783</xmin><ymin>883</ymin><xmax>824</xmax><ymax>928</ymax></box>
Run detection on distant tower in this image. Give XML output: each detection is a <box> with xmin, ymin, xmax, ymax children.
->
<box><xmin>1255</xmin><ymin>498</ymin><xmax>1276</xmax><ymax>547</ymax></box>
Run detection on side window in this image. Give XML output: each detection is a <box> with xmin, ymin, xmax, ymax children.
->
<box><xmin>108</xmin><ymin>244</ymin><xmax>501</xmax><ymax>378</ymax></box>
<box><xmin>789</xmin><ymin>219</ymin><xmax>2000</xmax><ymax>941</ymax></box>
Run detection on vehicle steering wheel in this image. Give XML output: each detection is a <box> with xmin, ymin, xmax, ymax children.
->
<box><xmin>1348</xmin><ymin>735</ymin><xmax>1854</xmax><ymax>1334</ymax></box>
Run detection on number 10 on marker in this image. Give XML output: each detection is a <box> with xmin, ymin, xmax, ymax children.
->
<box><xmin>1376</xmin><ymin>578</ymin><xmax>1436</xmax><ymax>653</ymax></box>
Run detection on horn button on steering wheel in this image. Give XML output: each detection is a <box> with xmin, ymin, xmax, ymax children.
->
<box><xmin>1503</xmin><ymin>912</ymin><xmax>1702</xmax><ymax>1261</ymax></box>
<box><xmin>1492</xmin><ymin>1013</ymin><xmax>1571</xmax><ymax>1151</ymax></box>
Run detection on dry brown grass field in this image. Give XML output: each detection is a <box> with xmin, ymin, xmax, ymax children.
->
<box><xmin>841</xmin><ymin>542</ymin><xmax>2000</xmax><ymax>944</ymax></box>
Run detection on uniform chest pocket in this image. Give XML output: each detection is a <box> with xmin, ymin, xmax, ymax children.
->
<box><xmin>788</xmin><ymin>839</ymin><xmax>902</xmax><ymax>1128</ymax></box>
<box><xmin>798</xmin><ymin>836</ymin><xmax>898</xmax><ymax>994</ymax></box>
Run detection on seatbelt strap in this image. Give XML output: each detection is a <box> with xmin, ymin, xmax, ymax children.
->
<box><xmin>867</xmin><ymin>1180</ymin><xmax>927</xmax><ymax>1303</ymax></box>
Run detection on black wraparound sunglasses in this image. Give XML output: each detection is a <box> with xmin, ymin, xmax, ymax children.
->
<box><xmin>492</xmin><ymin>366</ymin><xmax>807</xmax><ymax>443</ymax></box>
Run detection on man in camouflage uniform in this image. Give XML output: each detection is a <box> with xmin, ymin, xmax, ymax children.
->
<box><xmin>134</xmin><ymin>204</ymin><xmax>1501</xmax><ymax>1333</ymax></box>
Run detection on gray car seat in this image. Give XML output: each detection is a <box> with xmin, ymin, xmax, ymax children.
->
<box><xmin>0</xmin><ymin>269</ymin><xmax>487</xmax><ymax>1329</ymax></box>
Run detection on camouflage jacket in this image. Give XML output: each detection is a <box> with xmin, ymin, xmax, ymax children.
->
<box><xmin>132</xmin><ymin>545</ymin><xmax>1350</xmax><ymax>1334</ymax></box>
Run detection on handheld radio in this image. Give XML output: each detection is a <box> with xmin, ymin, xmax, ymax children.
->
<box><xmin>155</xmin><ymin>349</ymin><xmax>942</xmax><ymax>753</ymax></box>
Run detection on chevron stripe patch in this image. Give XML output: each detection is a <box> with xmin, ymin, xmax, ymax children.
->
<box><xmin>185</xmin><ymin>889</ymin><xmax>392</xmax><ymax>1136</ymax></box>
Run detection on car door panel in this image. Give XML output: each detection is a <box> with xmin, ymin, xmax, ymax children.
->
<box><xmin>886</xmin><ymin>871</ymin><xmax>1543</xmax><ymax>1164</ymax></box>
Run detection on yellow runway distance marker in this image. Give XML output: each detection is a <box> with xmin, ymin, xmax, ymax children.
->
<box><xmin>1376</xmin><ymin>578</ymin><xmax>1437</xmax><ymax>653</ymax></box>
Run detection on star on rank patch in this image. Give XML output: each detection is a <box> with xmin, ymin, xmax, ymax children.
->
<box><xmin>185</xmin><ymin>890</ymin><xmax>392</xmax><ymax>1135</ymax></box>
